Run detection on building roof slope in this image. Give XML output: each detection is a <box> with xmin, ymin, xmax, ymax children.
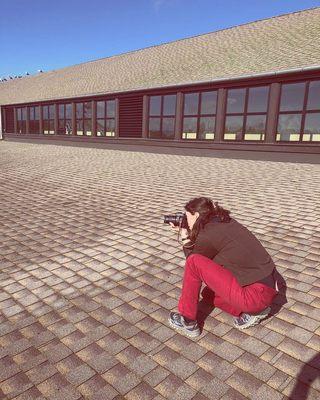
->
<box><xmin>1</xmin><ymin>7</ymin><xmax>320</xmax><ymax>106</ymax></box>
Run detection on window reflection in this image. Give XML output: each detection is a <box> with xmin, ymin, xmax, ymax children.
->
<box><xmin>95</xmin><ymin>100</ymin><xmax>116</xmax><ymax>137</ymax></box>
<box><xmin>247</xmin><ymin>86</ymin><xmax>269</xmax><ymax>113</ymax></box>
<box><xmin>277</xmin><ymin>114</ymin><xmax>302</xmax><ymax>141</ymax></box>
<box><xmin>163</xmin><ymin>95</ymin><xmax>176</xmax><ymax>116</ymax></box>
<box><xmin>225</xmin><ymin>116</ymin><xmax>244</xmax><ymax>140</ymax></box>
<box><xmin>307</xmin><ymin>80</ymin><xmax>320</xmax><ymax>110</ymax></box>
<box><xmin>150</xmin><ymin>96</ymin><xmax>161</xmax><ymax>116</ymax></box>
<box><xmin>226</xmin><ymin>89</ymin><xmax>246</xmax><ymax>113</ymax></box>
<box><xmin>199</xmin><ymin>117</ymin><xmax>215</xmax><ymax>140</ymax></box>
<box><xmin>303</xmin><ymin>113</ymin><xmax>320</xmax><ymax>141</ymax></box>
<box><xmin>280</xmin><ymin>83</ymin><xmax>305</xmax><ymax>112</ymax></box>
<box><xmin>148</xmin><ymin>95</ymin><xmax>176</xmax><ymax>139</ymax></box>
<box><xmin>244</xmin><ymin>115</ymin><xmax>266</xmax><ymax>141</ymax></box>
<box><xmin>58</xmin><ymin>103</ymin><xmax>72</xmax><ymax>135</ymax></box>
<box><xmin>200</xmin><ymin>91</ymin><xmax>217</xmax><ymax>115</ymax></box>
<box><xmin>182</xmin><ymin>91</ymin><xmax>216</xmax><ymax>140</ymax></box>
<box><xmin>182</xmin><ymin>117</ymin><xmax>197</xmax><ymax>139</ymax></box>
<box><xmin>184</xmin><ymin>93</ymin><xmax>199</xmax><ymax>115</ymax></box>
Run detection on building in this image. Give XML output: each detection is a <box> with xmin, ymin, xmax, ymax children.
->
<box><xmin>1</xmin><ymin>7</ymin><xmax>320</xmax><ymax>155</ymax></box>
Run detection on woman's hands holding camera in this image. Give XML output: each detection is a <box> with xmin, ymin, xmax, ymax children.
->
<box><xmin>169</xmin><ymin>223</ymin><xmax>190</xmax><ymax>244</ymax></box>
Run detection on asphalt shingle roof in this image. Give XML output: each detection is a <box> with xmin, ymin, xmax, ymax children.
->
<box><xmin>0</xmin><ymin>141</ymin><xmax>319</xmax><ymax>399</ymax></box>
<box><xmin>1</xmin><ymin>7</ymin><xmax>320</xmax><ymax>106</ymax></box>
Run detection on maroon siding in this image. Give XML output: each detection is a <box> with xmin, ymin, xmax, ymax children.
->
<box><xmin>5</xmin><ymin>107</ymin><xmax>14</xmax><ymax>133</ymax></box>
<box><xmin>119</xmin><ymin>95</ymin><xmax>143</xmax><ymax>137</ymax></box>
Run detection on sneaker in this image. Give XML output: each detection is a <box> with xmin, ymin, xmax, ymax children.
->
<box><xmin>233</xmin><ymin>307</ymin><xmax>271</xmax><ymax>330</ymax></box>
<box><xmin>168</xmin><ymin>312</ymin><xmax>201</xmax><ymax>338</ymax></box>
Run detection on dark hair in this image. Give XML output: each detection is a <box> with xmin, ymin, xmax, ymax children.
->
<box><xmin>185</xmin><ymin>197</ymin><xmax>231</xmax><ymax>243</ymax></box>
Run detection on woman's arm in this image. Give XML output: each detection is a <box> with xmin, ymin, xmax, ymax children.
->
<box><xmin>183</xmin><ymin>231</ymin><xmax>219</xmax><ymax>260</ymax></box>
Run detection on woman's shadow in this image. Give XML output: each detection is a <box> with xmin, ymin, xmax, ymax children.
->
<box><xmin>196</xmin><ymin>269</ymin><xmax>288</xmax><ymax>330</ymax></box>
<box><xmin>288</xmin><ymin>353</ymin><xmax>320</xmax><ymax>399</ymax></box>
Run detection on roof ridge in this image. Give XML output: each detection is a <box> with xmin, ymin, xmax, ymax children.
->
<box><xmin>10</xmin><ymin>6</ymin><xmax>320</xmax><ymax>78</ymax></box>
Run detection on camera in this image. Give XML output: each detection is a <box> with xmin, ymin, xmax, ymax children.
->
<box><xmin>163</xmin><ymin>212</ymin><xmax>189</xmax><ymax>229</ymax></box>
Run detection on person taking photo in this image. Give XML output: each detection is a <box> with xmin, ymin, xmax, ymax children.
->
<box><xmin>168</xmin><ymin>197</ymin><xmax>278</xmax><ymax>338</ymax></box>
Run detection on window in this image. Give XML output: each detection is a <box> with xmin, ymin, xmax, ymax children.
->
<box><xmin>28</xmin><ymin>106</ymin><xmax>40</xmax><ymax>133</ymax></box>
<box><xmin>148</xmin><ymin>94</ymin><xmax>176</xmax><ymax>139</ymax></box>
<box><xmin>42</xmin><ymin>105</ymin><xmax>55</xmax><ymax>134</ymax></box>
<box><xmin>182</xmin><ymin>91</ymin><xmax>217</xmax><ymax>140</ymax></box>
<box><xmin>16</xmin><ymin>107</ymin><xmax>27</xmax><ymax>133</ymax></box>
<box><xmin>96</xmin><ymin>100</ymin><xmax>116</xmax><ymax>137</ymax></box>
<box><xmin>224</xmin><ymin>86</ymin><xmax>269</xmax><ymax>141</ymax></box>
<box><xmin>76</xmin><ymin>102</ymin><xmax>92</xmax><ymax>136</ymax></box>
<box><xmin>58</xmin><ymin>104</ymin><xmax>72</xmax><ymax>135</ymax></box>
<box><xmin>277</xmin><ymin>80</ymin><xmax>320</xmax><ymax>142</ymax></box>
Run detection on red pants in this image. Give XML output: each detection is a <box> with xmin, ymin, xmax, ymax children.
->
<box><xmin>178</xmin><ymin>254</ymin><xmax>277</xmax><ymax>320</ymax></box>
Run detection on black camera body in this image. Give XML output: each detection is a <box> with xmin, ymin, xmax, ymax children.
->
<box><xmin>163</xmin><ymin>212</ymin><xmax>189</xmax><ymax>229</ymax></box>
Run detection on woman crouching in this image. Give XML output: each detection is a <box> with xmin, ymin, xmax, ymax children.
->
<box><xmin>168</xmin><ymin>197</ymin><xmax>278</xmax><ymax>338</ymax></box>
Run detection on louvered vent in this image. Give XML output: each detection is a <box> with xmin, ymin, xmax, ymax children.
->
<box><xmin>4</xmin><ymin>107</ymin><xmax>14</xmax><ymax>133</ymax></box>
<box><xmin>119</xmin><ymin>95</ymin><xmax>143</xmax><ymax>138</ymax></box>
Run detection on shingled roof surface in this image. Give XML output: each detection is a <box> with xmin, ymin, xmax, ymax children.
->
<box><xmin>0</xmin><ymin>141</ymin><xmax>320</xmax><ymax>400</ymax></box>
<box><xmin>1</xmin><ymin>7</ymin><xmax>320</xmax><ymax>106</ymax></box>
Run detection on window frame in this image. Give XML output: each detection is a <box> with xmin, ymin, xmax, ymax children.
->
<box><xmin>96</xmin><ymin>99</ymin><xmax>116</xmax><ymax>137</ymax></box>
<box><xmin>148</xmin><ymin>94</ymin><xmax>177</xmax><ymax>139</ymax></box>
<box><xmin>223</xmin><ymin>85</ymin><xmax>270</xmax><ymax>142</ymax></box>
<box><xmin>182</xmin><ymin>90</ymin><xmax>217</xmax><ymax>140</ymax></box>
<box><xmin>58</xmin><ymin>103</ymin><xmax>72</xmax><ymax>135</ymax></box>
<box><xmin>42</xmin><ymin>104</ymin><xmax>55</xmax><ymax>135</ymax></box>
<box><xmin>276</xmin><ymin>80</ymin><xmax>320</xmax><ymax>143</ymax></box>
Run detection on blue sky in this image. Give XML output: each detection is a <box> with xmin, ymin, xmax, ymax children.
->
<box><xmin>0</xmin><ymin>0</ymin><xmax>320</xmax><ymax>77</ymax></box>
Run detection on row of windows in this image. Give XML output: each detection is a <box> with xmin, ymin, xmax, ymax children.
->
<box><xmin>14</xmin><ymin>80</ymin><xmax>320</xmax><ymax>142</ymax></box>
<box><xmin>16</xmin><ymin>100</ymin><xmax>116</xmax><ymax>136</ymax></box>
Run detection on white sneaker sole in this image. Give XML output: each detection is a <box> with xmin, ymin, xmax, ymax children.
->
<box><xmin>168</xmin><ymin>318</ymin><xmax>201</xmax><ymax>338</ymax></box>
<box><xmin>234</xmin><ymin>307</ymin><xmax>271</xmax><ymax>330</ymax></box>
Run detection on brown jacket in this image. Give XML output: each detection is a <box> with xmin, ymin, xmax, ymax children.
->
<box><xmin>184</xmin><ymin>217</ymin><xmax>275</xmax><ymax>286</ymax></box>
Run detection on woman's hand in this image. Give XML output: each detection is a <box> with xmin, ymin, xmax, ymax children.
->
<box><xmin>169</xmin><ymin>223</ymin><xmax>189</xmax><ymax>238</ymax></box>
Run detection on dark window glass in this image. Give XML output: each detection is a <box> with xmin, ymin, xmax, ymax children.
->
<box><xmin>199</xmin><ymin>117</ymin><xmax>215</xmax><ymax>140</ymax></box>
<box><xmin>182</xmin><ymin>117</ymin><xmax>197</xmax><ymax>139</ymax></box>
<box><xmin>29</xmin><ymin>107</ymin><xmax>34</xmax><ymax>121</ymax></box>
<box><xmin>226</xmin><ymin>89</ymin><xmax>246</xmax><ymax>113</ymax></box>
<box><xmin>76</xmin><ymin>103</ymin><xmax>83</xmax><ymax>118</ymax></box>
<box><xmin>162</xmin><ymin>117</ymin><xmax>175</xmax><ymax>138</ymax></box>
<box><xmin>303</xmin><ymin>113</ymin><xmax>320</xmax><ymax>141</ymax></box>
<box><xmin>49</xmin><ymin>105</ymin><xmax>55</xmax><ymax>119</ymax></box>
<box><xmin>22</xmin><ymin>108</ymin><xmax>27</xmax><ymax>120</ymax></box>
<box><xmin>280</xmin><ymin>83</ymin><xmax>305</xmax><ymax>111</ymax></box>
<box><xmin>59</xmin><ymin>104</ymin><xmax>64</xmax><ymax>118</ymax></box>
<box><xmin>200</xmin><ymin>91</ymin><xmax>217</xmax><ymax>115</ymax></box>
<box><xmin>307</xmin><ymin>80</ymin><xmax>320</xmax><ymax>110</ymax></box>
<box><xmin>106</xmin><ymin>100</ymin><xmax>115</xmax><ymax>118</ymax></box>
<box><xmin>184</xmin><ymin>93</ymin><xmax>199</xmax><ymax>115</ymax></box>
<box><xmin>76</xmin><ymin>120</ymin><xmax>84</xmax><ymax>135</ymax></box>
<box><xmin>84</xmin><ymin>119</ymin><xmax>92</xmax><ymax>136</ymax></box>
<box><xmin>150</xmin><ymin>96</ymin><xmax>161</xmax><ymax>116</ymax></box>
<box><xmin>84</xmin><ymin>102</ymin><xmax>92</xmax><ymax>118</ymax></box>
<box><xmin>244</xmin><ymin>115</ymin><xmax>266</xmax><ymax>141</ymax></box>
<box><xmin>43</xmin><ymin>106</ymin><xmax>49</xmax><ymax>119</ymax></box>
<box><xmin>49</xmin><ymin>121</ymin><xmax>55</xmax><ymax>134</ymax></box>
<box><xmin>247</xmin><ymin>86</ymin><xmax>269</xmax><ymax>113</ymax></box>
<box><xmin>97</xmin><ymin>101</ymin><xmax>105</xmax><ymax>118</ymax></box>
<box><xmin>149</xmin><ymin>117</ymin><xmax>161</xmax><ymax>138</ymax></box>
<box><xmin>163</xmin><ymin>95</ymin><xmax>176</xmax><ymax>116</ymax></box>
<box><xmin>106</xmin><ymin>119</ymin><xmax>115</xmax><ymax>136</ymax></box>
<box><xmin>97</xmin><ymin>119</ymin><xmax>105</xmax><ymax>136</ymax></box>
<box><xmin>35</xmin><ymin>106</ymin><xmax>40</xmax><ymax>120</ymax></box>
<box><xmin>65</xmin><ymin>104</ymin><xmax>72</xmax><ymax>119</ymax></box>
<box><xmin>224</xmin><ymin>116</ymin><xmax>244</xmax><ymax>140</ymax></box>
<box><xmin>277</xmin><ymin>114</ymin><xmax>302</xmax><ymax>141</ymax></box>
